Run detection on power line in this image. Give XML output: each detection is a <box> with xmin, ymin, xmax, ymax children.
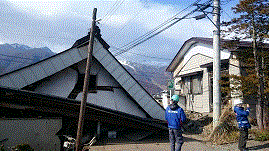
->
<box><xmin>106</xmin><ymin>0</ymin><xmax>150</xmax><ymax>41</ymax></box>
<box><xmin>115</xmin><ymin>0</ymin><xmax>202</xmax><ymax>53</ymax></box>
<box><xmin>101</xmin><ymin>0</ymin><xmax>125</xmax><ymax>25</ymax></box>
<box><xmin>113</xmin><ymin>0</ymin><xmax>210</xmax><ymax>56</ymax></box>
<box><xmin>110</xmin><ymin>46</ymin><xmax>172</xmax><ymax>60</ymax></box>
<box><xmin>220</xmin><ymin>7</ymin><xmax>234</xmax><ymax>20</ymax></box>
<box><xmin>114</xmin><ymin>0</ymin><xmax>212</xmax><ymax>56</ymax></box>
<box><xmin>101</xmin><ymin>0</ymin><xmax>121</xmax><ymax>21</ymax></box>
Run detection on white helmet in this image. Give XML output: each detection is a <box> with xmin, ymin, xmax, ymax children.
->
<box><xmin>233</xmin><ymin>98</ymin><xmax>243</xmax><ymax>106</ymax></box>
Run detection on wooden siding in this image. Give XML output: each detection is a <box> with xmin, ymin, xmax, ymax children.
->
<box><xmin>177</xmin><ymin>53</ymin><xmax>212</xmax><ymax>113</ymax></box>
<box><xmin>0</xmin><ymin>118</ymin><xmax>62</xmax><ymax>150</ymax></box>
<box><xmin>178</xmin><ymin>53</ymin><xmax>212</xmax><ymax>76</ymax></box>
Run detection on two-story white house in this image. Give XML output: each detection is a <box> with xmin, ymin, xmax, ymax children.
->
<box><xmin>166</xmin><ymin>37</ymin><xmax>265</xmax><ymax>113</ymax></box>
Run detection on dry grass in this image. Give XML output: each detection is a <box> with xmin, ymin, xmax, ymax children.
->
<box><xmin>198</xmin><ymin>103</ymin><xmax>269</xmax><ymax>144</ymax></box>
<box><xmin>250</xmin><ymin>128</ymin><xmax>269</xmax><ymax>141</ymax></box>
<box><xmin>202</xmin><ymin>103</ymin><xmax>240</xmax><ymax>145</ymax></box>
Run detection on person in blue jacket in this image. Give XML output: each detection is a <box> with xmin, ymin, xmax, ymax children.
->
<box><xmin>234</xmin><ymin>99</ymin><xmax>251</xmax><ymax>151</ymax></box>
<box><xmin>165</xmin><ymin>95</ymin><xmax>186</xmax><ymax>151</ymax></box>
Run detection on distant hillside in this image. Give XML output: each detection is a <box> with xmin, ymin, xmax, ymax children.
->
<box><xmin>120</xmin><ymin>60</ymin><xmax>171</xmax><ymax>95</ymax></box>
<box><xmin>0</xmin><ymin>43</ymin><xmax>170</xmax><ymax>95</ymax></box>
<box><xmin>0</xmin><ymin>43</ymin><xmax>55</xmax><ymax>75</ymax></box>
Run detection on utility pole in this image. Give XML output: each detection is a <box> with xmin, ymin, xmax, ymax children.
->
<box><xmin>212</xmin><ymin>0</ymin><xmax>221</xmax><ymax>129</ymax></box>
<box><xmin>75</xmin><ymin>8</ymin><xmax>97</xmax><ymax>151</ymax></box>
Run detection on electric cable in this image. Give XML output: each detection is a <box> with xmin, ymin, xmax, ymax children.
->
<box><xmin>106</xmin><ymin>0</ymin><xmax>150</xmax><ymax>41</ymax></box>
<box><xmin>110</xmin><ymin>45</ymin><xmax>172</xmax><ymax>60</ymax></box>
<box><xmin>114</xmin><ymin>0</ymin><xmax>213</xmax><ymax>56</ymax></box>
<box><xmin>101</xmin><ymin>0</ymin><xmax>121</xmax><ymax>22</ymax></box>
<box><xmin>101</xmin><ymin>0</ymin><xmax>125</xmax><ymax>25</ymax></box>
<box><xmin>115</xmin><ymin>0</ymin><xmax>202</xmax><ymax>52</ymax></box>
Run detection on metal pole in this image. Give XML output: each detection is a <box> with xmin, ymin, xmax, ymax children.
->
<box><xmin>75</xmin><ymin>8</ymin><xmax>97</xmax><ymax>151</ymax></box>
<box><xmin>212</xmin><ymin>0</ymin><xmax>220</xmax><ymax>129</ymax></box>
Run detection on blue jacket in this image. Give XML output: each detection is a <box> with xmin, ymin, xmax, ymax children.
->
<box><xmin>165</xmin><ymin>103</ymin><xmax>186</xmax><ymax>129</ymax></box>
<box><xmin>234</xmin><ymin>106</ymin><xmax>251</xmax><ymax>128</ymax></box>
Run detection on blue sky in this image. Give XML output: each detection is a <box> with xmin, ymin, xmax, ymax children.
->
<box><xmin>0</xmin><ymin>0</ymin><xmax>239</xmax><ymax>65</ymax></box>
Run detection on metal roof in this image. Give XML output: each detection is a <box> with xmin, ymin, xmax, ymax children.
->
<box><xmin>166</xmin><ymin>37</ymin><xmax>269</xmax><ymax>72</ymax></box>
<box><xmin>0</xmin><ymin>31</ymin><xmax>165</xmax><ymax>121</ymax></box>
<box><xmin>73</xmin><ymin>34</ymin><xmax>165</xmax><ymax>120</ymax></box>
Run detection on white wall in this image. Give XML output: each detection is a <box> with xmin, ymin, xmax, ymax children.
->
<box><xmin>34</xmin><ymin>68</ymin><xmax>78</xmax><ymax>98</ymax></box>
<box><xmin>76</xmin><ymin>59</ymin><xmax>147</xmax><ymax>118</ymax></box>
<box><xmin>0</xmin><ymin>118</ymin><xmax>62</xmax><ymax>151</ymax></box>
<box><xmin>176</xmin><ymin>48</ymin><xmax>215</xmax><ymax>113</ymax></box>
<box><xmin>33</xmin><ymin>58</ymin><xmax>147</xmax><ymax>118</ymax></box>
<box><xmin>173</xmin><ymin>43</ymin><xmax>231</xmax><ymax>113</ymax></box>
<box><xmin>182</xmin><ymin>43</ymin><xmax>230</xmax><ymax>66</ymax></box>
<box><xmin>229</xmin><ymin>53</ymin><xmax>243</xmax><ymax>99</ymax></box>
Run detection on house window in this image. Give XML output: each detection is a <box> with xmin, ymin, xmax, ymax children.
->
<box><xmin>181</xmin><ymin>77</ymin><xmax>191</xmax><ymax>95</ymax></box>
<box><xmin>181</xmin><ymin>73</ymin><xmax>203</xmax><ymax>95</ymax></box>
<box><xmin>191</xmin><ymin>74</ymin><xmax>202</xmax><ymax>94</ymax></box>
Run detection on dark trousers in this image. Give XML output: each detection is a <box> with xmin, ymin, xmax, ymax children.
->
<box><xmin>169</xmin><ymin>128</ymin><xmax>183</xmax><ymax>151</ymax></box>
<box><xmin>239</xmin><ymin>127</ymin><xmax>248</xmax><ymax>151</ymax></box>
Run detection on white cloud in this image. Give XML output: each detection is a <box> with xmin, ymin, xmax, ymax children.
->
<box><xmin>2</xmin><ymin>0</ymin><xmax>218</xmax><ymax>64</ymax></box>
<box><xmin>8</xmin><ymin>1</ymin><xmax>79</xmax><ymax>20</ymax></box>
<box><xmin>104</xmin><ymin>14</ymin><xmax>131</xmax><ymax>27</ymax></box>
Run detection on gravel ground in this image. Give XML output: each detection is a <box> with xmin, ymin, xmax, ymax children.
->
<box><xmin>89</xmin><ymin>134</ymin><xmax>269</xmax><ymax>151</ymax></box>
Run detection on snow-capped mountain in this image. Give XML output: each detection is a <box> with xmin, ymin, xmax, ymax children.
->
<box><xmin>120</xmin><ymin>60</ymin><xmax>171</xmax><ymax>95</ymax></box>
<box><xmin>0</xmin><ymin>43</ymin><xmax>170</xmax><ymax>95</ymax></box>
<box><xmin>10</xmin><ymin>43</ymin><xmax>31</xmax><ymax>50</ymax></box>
<box><xmin>0</xmin><ymin>43</ymin><xmax>55</xmax><ymax>75</ymax></box>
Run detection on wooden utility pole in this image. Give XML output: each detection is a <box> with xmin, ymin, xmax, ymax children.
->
<box><xmin>212</xmin><ymin>0</ymin><xmax>221</xmax><ymax>129</ymax></box>
<box><xmin>75</xmin><ymin>8</ymin><xmax>97</xmax><ymax>151</ymax></box>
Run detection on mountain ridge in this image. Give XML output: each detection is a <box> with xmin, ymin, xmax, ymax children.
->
<box><xmin>0</xmin><ymin>43</ymin><xmax>170</xmax><ymax>95</ymax></box>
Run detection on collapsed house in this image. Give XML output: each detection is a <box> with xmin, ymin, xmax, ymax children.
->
<box><xmin>0</xmin><ymin>29</ymin><xmax>166</xmax><ymax>150</ymax></box>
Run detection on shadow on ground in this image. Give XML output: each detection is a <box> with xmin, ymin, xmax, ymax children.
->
<box><xmin>93</xmin><ymin>111</ymin><xmax>213</xmax><ymax>146</ymax></box>
<box><xmin>94</xmin><ymin>127</ymin><xmax>205</xmax><ymax>146</ymax></box>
